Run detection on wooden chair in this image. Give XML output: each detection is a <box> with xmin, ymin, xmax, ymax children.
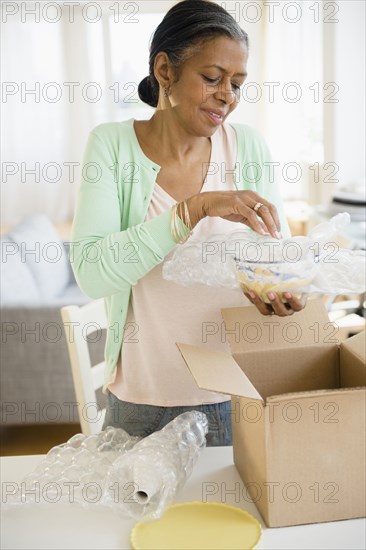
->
<box><xmin>61</xmin><ymin>299</ymin><xmax>107</xmax><ymax>435</ymax></box>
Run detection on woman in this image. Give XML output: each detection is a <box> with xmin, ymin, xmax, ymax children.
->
<box><xmin>70</xmin><ymin>0</ymin><xmax>306</xmax><ymax>445</ymax></box>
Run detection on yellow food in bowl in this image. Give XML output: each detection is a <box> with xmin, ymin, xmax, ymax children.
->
<box><xmin>236</xmin><ymin>265</ymin><xmax>314</xmax><ymax>303</ymax></box>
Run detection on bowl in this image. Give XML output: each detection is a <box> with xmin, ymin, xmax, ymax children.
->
<box><xmin>234</xmin><ymin>257</ymin><xmax>318</xmax><ymax>303</ymax></box>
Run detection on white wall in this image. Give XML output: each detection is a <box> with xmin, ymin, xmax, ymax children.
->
<box><xmin>333</xmin><ymin>0</ymin><xmax>365</xmax><ymax>193</ymax></box>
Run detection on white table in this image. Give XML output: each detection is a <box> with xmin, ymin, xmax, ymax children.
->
<box><xmin>1</xmin><ymin>449</ymin><xmax>365</xmax><ymax>550</ymax></box>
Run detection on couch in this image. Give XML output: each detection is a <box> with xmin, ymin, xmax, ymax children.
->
<box><xmin>0</xmin><ymin>215</ymin><xmax>106</xmax><ymax>425</ymax></box>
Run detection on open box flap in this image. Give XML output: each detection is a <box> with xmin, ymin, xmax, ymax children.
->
<box><xmin>340</xmin><ymin>330</ymin><xmax>366</xmax><ymax>387</ymax></box>
<box><xmin>340</xmin><ymin>331</ymin><xmax>366</xmax><ymax>363</ymax></box>
<box><xmin>176</xmin><ymin>343</ymin><xmax>263</xmax><ymax>402</ymax></box>
<box><xmin>221</xmin><ymin>298</ymin><xmax>331</xmax><ymax>354</ymax></box>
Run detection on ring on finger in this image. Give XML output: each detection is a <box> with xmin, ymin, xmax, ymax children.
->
<box><xmin>253</xmin><ymin>202</ymin><xmax>264</xmax><ymax>213</ymax></box>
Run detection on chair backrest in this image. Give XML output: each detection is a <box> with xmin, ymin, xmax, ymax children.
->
<box><xmin>61</xmin><ymin>299</ymin><xmax>107</xmax><ymax>435</ymax></box>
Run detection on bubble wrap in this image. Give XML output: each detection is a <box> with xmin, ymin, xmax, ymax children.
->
<box><xmin>3</xmin><ymin>412</ymin><xmax>208</xmax><ymax>521</ymax></box>
<box><xmin>163</xmin><ymin>213</ymin><xmax>366</xmax><ymax>299</ymax></box>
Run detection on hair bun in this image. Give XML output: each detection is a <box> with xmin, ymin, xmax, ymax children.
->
<box><xmin>138</xmin><ymin>76</ymin><xmax>157</xmax><ymax>108</ymax></box>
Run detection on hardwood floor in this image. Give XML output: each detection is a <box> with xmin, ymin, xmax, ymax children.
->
<box><xmin>0</xmin><ymin>424</ymin><xmax>81</xmax><ymax>456</ymax></box>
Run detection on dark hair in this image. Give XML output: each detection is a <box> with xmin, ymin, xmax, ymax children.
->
<box><xmin>138</xmin><ymin>0</ymin><xmax>248</xmax><ymax>108</ymax></box>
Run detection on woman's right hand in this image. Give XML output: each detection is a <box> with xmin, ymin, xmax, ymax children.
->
<box><xmin>186</xmin><ymin>190</ymin><xmax>282</xmax><ymax>239</ymax></box>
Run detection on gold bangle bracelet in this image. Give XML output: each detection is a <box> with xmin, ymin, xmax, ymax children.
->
<box><xmin>170</xmin><ymin>204</ymin><xmax>183</xmax><ymax>244</ymax></box>
<box><xmin>183</xmin><ymin>200</ymin><xmax>192</xmax><ymax>231</ymax></box>
<box><xmin>170</xmin><ymin>201</ymin><xmax>193</xmax><ymax>244</ymax></box>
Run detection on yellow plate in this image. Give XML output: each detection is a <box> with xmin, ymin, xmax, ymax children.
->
<box><xmin>130</xmin><ymin>501</ymin><xmax>262</xmax><ymax>550</ymax></box>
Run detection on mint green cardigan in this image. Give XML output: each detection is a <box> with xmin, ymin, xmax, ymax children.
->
<box><xmin>70</xmin><ymin>118</ymin><xmax>290</xmax><ymax>391</ymax></box>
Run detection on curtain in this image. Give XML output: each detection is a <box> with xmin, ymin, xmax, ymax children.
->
<box><xmin>1</xmin><ymin>1</ymin><xmax>363</xmax><ymax>226</ymax></box>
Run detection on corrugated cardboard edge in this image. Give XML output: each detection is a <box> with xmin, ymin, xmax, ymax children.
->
<box><xmin>266</xmin><ymin>386</ymin><xmax>366</xmax><ymax>403</ymax></box>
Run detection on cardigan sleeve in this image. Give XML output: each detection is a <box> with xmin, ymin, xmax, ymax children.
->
<box><xmin>69</xmin><ymin>129</ymin><xmax>186</xmax><ymax>299</ymax></box>
<box><xmin>249</xmin><ymin>126</ymin><xmax>291</xmax><ymax>238</ymax></box>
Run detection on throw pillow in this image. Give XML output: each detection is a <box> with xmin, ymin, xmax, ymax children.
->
<box><xmin>6</xmin><ymin>214</ymin><xmax>70</xmax><ymax>300</ymax></box>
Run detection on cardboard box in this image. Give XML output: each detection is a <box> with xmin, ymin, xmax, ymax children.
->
<box><xmin>177</xmin><ymin>299</ymin><xmax>366</xmax><ymax>527</ymax></box>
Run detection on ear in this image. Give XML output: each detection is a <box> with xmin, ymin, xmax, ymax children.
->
<box><xmin>153</xmin><ymin>51</ymin><xmax>175</xmax><ymax>89</ymax></box>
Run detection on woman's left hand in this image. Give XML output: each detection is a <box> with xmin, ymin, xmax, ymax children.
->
<box><xmin>243</xmin><ymin>291</ymin><xmax>307</xmax><ymax>317</ymax></box>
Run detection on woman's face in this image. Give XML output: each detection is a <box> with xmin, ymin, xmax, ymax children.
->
<box><xmin>166</xmin><ymin>36</ymin><xmax>248</xmax><ymax>137</ymax></box>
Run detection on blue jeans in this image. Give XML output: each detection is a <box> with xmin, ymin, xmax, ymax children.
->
<box><xmin>102</xmin><ymin>390</ymin><xmax>232</xmax><ymax>447</ymax></box>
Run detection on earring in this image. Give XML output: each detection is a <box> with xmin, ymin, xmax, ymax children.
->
<box><xmin>164</xmin><ymin>87</ymin><xmax>169</xmax><ymax>97</ymax></box>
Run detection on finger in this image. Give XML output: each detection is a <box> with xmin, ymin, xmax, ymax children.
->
<box><xmin>262</xmin><ymin>200</ymin><xmax>281</xmax><ymax>234</ymax></box>
<box><xmin>247</xmin><ymin>291</ymin><xmax>275</xmax><ymax>316</ymax></box>
<box><xmin>241</xmin><ymin>218</ymin><xmax>269</xmax><ymax>236</ymax></box>
<box><xmin>235</xmin><ymin>202</ymin><xmax>269</xmax><ymax>237</ymax></box>
<box><xmin>243</xmin><ymin>292</ymin><xmax>253</xmax><ymax>302</ymax></box>
<box><xmin>283</xmin><ymin>292</ymin><xmax>307</xmax><ymax>312</ymax></box>
<box><xmin>252</xmin><ymin>202</ymin><xmax>281</xmax><ymax>239</ymax></box>
<box><xmin>267</xmin><ymin>292</ymin><xmax>295</xmax><ymax>316</ymax></box>
<box><xmin>247</xmin><ymin>191</ymin><xmax>281</xmax><ymax>234</ymax></box>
